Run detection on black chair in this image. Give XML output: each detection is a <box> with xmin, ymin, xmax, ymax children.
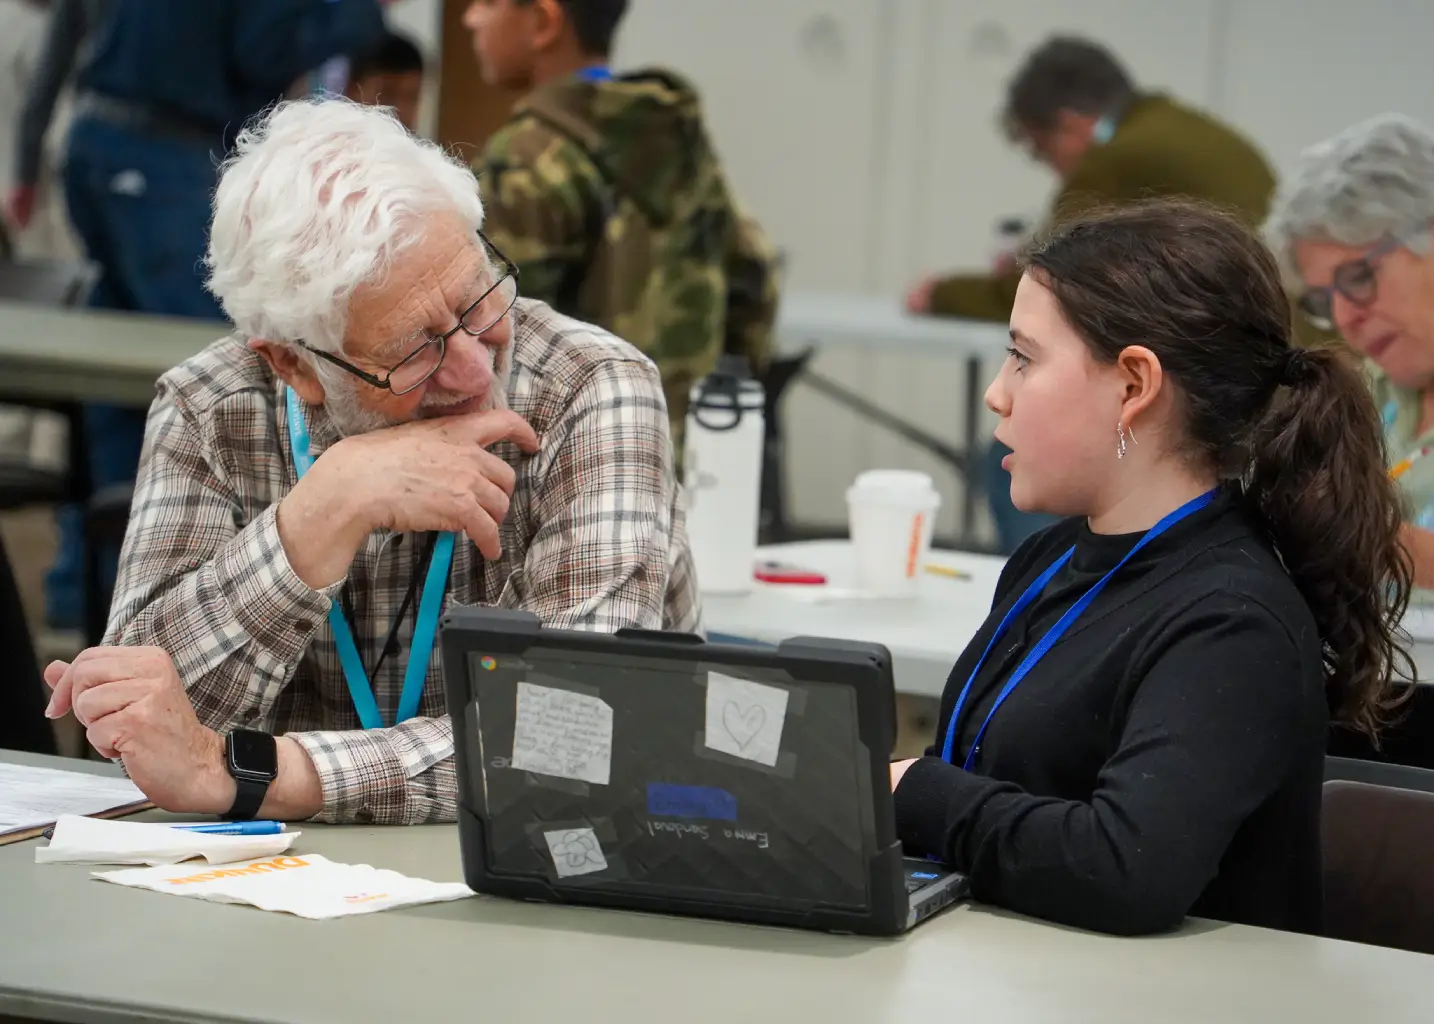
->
<box><xmin>1327</xmin><ymin>682</ymin><xmax>1434</xmax><ymax>770</ymax></box>
<box><xmin>1321</xmin><ymin>777</ymin><xmax>1434</xmax><ymax>954</ymax></box>
<box><xmin>756</xmin><ymin>348</ymin><xmax>813</xmax><ymax>544</ymax></box>
<box><xmin>83</xmin><ymin>482</ymin><xmax>134</xmax><ymax>647</ymax></box>
<box><xmin>0</xmin><ymin>529</ymin><xmax>56</xmax><ymax>755</ymax></box>
<box><xmin>1324</xmin><ymin>756</ymin><xmax>1434</xmax><ymax>792</ymax></box>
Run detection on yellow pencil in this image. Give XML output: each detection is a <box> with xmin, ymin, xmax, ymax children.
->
<box><xmin>1391</xmin><ymin>445</ymin><xmax>1433</xmax><ymax>481</ymax></box>
<box><xmin>924</xmin><ymin>564</ymin><xmax>971</xmax><ymax>580</ymax></box>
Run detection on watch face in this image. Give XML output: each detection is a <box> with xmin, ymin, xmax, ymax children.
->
<box><xmin>227</xmin><ymin>731</ymin><xmax>278</xmax><ymax>780</ymax></box>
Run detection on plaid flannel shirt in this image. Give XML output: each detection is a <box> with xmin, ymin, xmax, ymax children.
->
<box><xmin>105</xmin><ymin>299</ymin><xmax>701</xmax><ymax>824</ymax></box>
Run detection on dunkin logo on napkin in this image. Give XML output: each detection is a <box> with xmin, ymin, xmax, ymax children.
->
<box><xmin>95</xmin><ymin>853</ymin><xmax>474</xmax><ymax>919</ymax></box>
<box><xmin>163</xmin><ymin>855</ymin><xmax>313</xmax><ymax>885</ymax></box>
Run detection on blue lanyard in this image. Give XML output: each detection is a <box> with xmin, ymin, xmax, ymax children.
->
<box><xmin>285</xmin><ymin>388</ymin><xmax>454</xmax><ymax>729</ymax></box>
<box><xmin>576</xmin><ymin>65</ymin><xmax>613</xmax><ymax>82</ymax></box>
<box><xmin>940</xmin><ymin>489</ymin><xmax>1219</xmax><ymax>771</ymax></box>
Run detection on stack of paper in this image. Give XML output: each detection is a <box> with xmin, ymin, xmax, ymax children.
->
<box><xmin>0</xmin><ymin>763</ymin><xmax>149</xmax><ymax>844</ymax></box>
<box><xmin>37</xmin><ymin>815</ymin><xmax>300</xmax><ymax>866</ymax></box>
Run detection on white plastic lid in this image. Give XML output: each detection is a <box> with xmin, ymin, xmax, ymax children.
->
<box><xmin>846</xmin><ymin>469</ymin><xmax>941</xmax><ymax>506</ymax></box>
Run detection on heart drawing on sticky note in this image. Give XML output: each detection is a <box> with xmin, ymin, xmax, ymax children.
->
<box><xmin>722</xmin><ymin>701</ymin><xmax>766</xmax><ymax>750</ymax></box>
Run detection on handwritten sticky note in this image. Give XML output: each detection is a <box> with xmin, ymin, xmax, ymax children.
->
<box><xmin>704</xmin><ymin>674</ymin><xmax>788</xmax><ymax>768</ymax></box>
<box><xmin>543</xmin><ymin>827</ymin><xmax>608</xmax><ymax>878</ymax></box>
<box><xmin>511</xmin><ymin>683</ymin><xmax>613</xmax><ymax>786</ymax></box>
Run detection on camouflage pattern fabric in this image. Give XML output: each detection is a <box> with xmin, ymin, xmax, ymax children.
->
<box><xmin>475</xmin><ymin>67</ymin><xmax>779</xmax><ymax>456</ymax></box>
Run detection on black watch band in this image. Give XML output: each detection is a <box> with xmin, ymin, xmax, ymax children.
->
<box><xmin>225</xmin><ymin>775</ymin><xmax>270</xmax><ymax>821</ymax></box>
<box><xmin>224</xmin><ymin>730</ymin><xmax>278</xmax><ymax>821</ymax></box>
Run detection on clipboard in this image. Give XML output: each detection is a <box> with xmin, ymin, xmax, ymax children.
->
<box><xmin>0</xmin><ymin>799</ymin><xmax>154</xmax><ymax>847</ymax></box>
<box><xmin>0</xmin><ymin>760</ymin><xmax>155</xmax><ymax>846</ymax></box>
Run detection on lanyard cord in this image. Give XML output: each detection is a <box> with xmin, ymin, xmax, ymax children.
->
<box><xmin>339</xmin><ymin>531</ymin><xmax>440</xmax><ymax>681</ymax></box>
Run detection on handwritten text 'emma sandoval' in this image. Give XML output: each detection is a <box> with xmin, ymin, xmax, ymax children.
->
<box><xmin>644</xmin><ymin>821</ymin><xmax>769</xmax><ymax>849</ymax></box>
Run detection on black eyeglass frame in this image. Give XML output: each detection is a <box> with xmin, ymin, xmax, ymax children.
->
<box><xmin>1298</xmin><ymin>219</ymin><xmax>1434</xmax><ymax>329</ymax></box>
<box><xmin>298</xmin><ymin>231</ymin><xmax>519</xmax><ymax>396</ymax></box>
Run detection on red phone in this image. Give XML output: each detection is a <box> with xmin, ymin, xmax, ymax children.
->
<box><xmin>754</xmin><ymin>561</ymin><xmax>828</xmax><ymax>585</ymax></box>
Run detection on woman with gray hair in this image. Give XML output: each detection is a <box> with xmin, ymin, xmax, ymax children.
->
<box><xmin>1265</xmin><ymin>114</ymin><xmax>1434</xmax><ymax>590</ymax></box>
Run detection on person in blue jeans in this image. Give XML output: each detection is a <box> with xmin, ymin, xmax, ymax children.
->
<box><xmin>45</xmin><ymin>0</ymin><xmax>388</xmax><ymax>632</ymax></box>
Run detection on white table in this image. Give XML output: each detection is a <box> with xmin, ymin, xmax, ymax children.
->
<box><xmin>704</xmin><ymin>540</ymin><xmax>1004</xmax><ymax>698</ymax></box>
<box><xmin>0</xmin><ymin>299</ymin><xmax>221</xmax><ymax>406</ymax></box>
<box><xmin>706</xmin><ymin>541</ymin><xmax>1434</xmax><ymax>695</ymax></box>
<box><xmin>774</xmin><ymin>293</ymin><xmax>1008</xmax><ymax>543</ymax></box>
<box><xmin>4</xmin><ymin>750</ymin><xmax>1432</xmax><ymax>1024</ymax></box>
<box><xmin>775</xmin><ymin>291</ymin><xmax>1009</xmax><ymax>358</ymax></box>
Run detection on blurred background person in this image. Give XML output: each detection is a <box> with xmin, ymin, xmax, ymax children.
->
<box><xmin>462</xmin><ymin>0</ymin><xmax>779</xmax><ymax>454</ymax></box>
<box><xmin>1264</xmin><ymin>114</ymin><xmax>1434</xmax><ymax>594</ymax></box>
<box><xmin>40</xmin><ymin>0</ymin><xmax>389</xmax><ymax>640</ymax></box>
<box><xmin>905</xmin><ymin>36</ymin><xmax>1275</xmax><ymax>555</ymax></box>
<box><xmin>343</xmin><ymin>29</ymin><xmax>426</xmax><ymax>132</ymax></box>
<box><xmin>2</xmin><ymin>0</ymin><xmax>88</xmax><ymax>261</ymax></box>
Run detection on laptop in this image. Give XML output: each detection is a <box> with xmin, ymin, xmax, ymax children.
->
<box><xmin>440</xmin><ymin>607</ymin><xmax>968</xmax><ymax>935</ymax></box>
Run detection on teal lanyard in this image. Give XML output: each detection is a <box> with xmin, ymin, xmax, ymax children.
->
<box><xmin>285</xmin><ymin>388</ymin><xmax>454</xmax><ymax>728</ymax></box>
<box><xmin>941</xmin><ymin>489</ymin><xmax>1218</xmax><ymax>770</ymax></box>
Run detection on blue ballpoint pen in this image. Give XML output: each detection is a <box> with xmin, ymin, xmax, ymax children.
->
<box><xmin>171</xmin><ymin>821</ymin><xmax>285</xmax><ymax>836</ymax></box>
<box><xmin>39</xmin><ymin>819</ymin><xmax>286</xmax><ymax>840</ymax></box>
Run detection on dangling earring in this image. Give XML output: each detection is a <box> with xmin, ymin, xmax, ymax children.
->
<box><xmin>1117</xmin><ymin>421</ymin><xmax>1139</xmax><ymax>460</ymax></box>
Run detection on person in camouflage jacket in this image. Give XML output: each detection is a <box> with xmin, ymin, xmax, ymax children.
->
<box><xmin>463</xmin><ymin>0</ymin><xmax>780</xmax><ymax>456</ymax></box>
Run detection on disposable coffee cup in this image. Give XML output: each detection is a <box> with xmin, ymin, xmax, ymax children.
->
<box><xmin>845</xmin><ymin>470</ymin><xmax>941</xmax><ymax>597</ymax></box>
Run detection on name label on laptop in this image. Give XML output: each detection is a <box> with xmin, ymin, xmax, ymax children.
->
<box><xmin>647</xmin><ymin>783</ymin><xmax>738</xmax><ymax>821</ymax></box>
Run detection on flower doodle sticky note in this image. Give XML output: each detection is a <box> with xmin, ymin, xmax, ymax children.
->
<box><xmin>543</xmin><ymin>827</ymin><xmax>608</xmax><ymax>878</ymax></box>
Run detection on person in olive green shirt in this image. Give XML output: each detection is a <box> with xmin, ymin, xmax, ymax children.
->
<box><xmin>1265</xmin><ymin>113</ymin><xmax>1434</xmax><ymax>596</ymax></box>
<box><xmin>906</xmin><ymin>36</ymin><xmax>1276</xmax><ymax>552</ymax></box>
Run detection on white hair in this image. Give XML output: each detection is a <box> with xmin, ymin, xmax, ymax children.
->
<box><xmin>1264</xmin><ymin>113</ymin><xmax>1434</xmax><ymax>289</ymax></box>
<box><xmin>206</xmin><ymin>97</ymin><xmax>485</xmax><ymax>354</ymax></box>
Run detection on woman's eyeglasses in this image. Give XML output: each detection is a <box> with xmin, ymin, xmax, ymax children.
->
<box><xmin>1297</xmin><ymin>221</ymin><xmax>1433</xmax><ymax>330</ymax></box>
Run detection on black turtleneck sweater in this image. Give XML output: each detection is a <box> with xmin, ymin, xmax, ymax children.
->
<box><xmin>893</xmin><ymin>491</ymin><xmax>1327</xmax><ymax>936</ymax></box>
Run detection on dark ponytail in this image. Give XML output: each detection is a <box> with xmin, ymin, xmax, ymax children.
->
<box><xmin>1023</xmin><ymin>199</ymin><xmax>1412</xmax><ymax>739</ymax></box>
<box><xmin>1244</xmin><ymin>346</ymin><xmax>1413</xmax><ymax>737</ymax></box>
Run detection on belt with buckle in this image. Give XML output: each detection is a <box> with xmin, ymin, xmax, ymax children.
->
<box><xmin>74</xmin><ymin>92</ymin><xmax>223</xmax><ymax>148</ymax></box>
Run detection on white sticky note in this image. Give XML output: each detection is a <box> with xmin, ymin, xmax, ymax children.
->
<box><xmin>543</xmin><ymin>827</ymin><xmax>608</xmax><ymax>878</ymax></box>
<box><xmin>510</xmin><ymin>682</ymin><xmax>613</xmax><ymax>786</ymax></box>
<box><xmin>704</xmin><ymin>674</ymin><xmax>789</xmax><ymax>768</ymax></box>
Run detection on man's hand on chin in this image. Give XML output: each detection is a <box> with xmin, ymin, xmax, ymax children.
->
<box><xmin>276</xmin><ymin>407</ymin><xmax>542</xmax><ymax>590</ymax></box>
<box><xmin>43</xmin><ymin>647</ymin><xmax>236</xmax><ymax>815</ymax></box>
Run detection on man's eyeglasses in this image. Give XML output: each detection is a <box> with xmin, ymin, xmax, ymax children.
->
<box><xmin>1297</xmin><ymin>221</ymin><xmax>1432</xmax><ymax>330</ymax></box>
<box><xmin>300</xmin><ymin>232</ymin><xmax>519</xmax><ymax>396</ymax></box>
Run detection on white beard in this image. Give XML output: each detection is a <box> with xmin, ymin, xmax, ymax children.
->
<box><xmin>318</xmin><ymin>339</ymin><xmax>512</xmax><ymax>438</ymax></box>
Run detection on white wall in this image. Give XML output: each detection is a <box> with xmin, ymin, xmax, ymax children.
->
<box><xmin>384</xmin><ymin>0</ymin><xmax>444</xmax><ymax>139</ymax></box>
<box><xmin>611</xmin><ymin>0</ymin><xmax>1434</xmax><ymax>540</ymax></box>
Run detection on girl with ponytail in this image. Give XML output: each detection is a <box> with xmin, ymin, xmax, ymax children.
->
<box><xmin>890</xmin><ymin>200</ymin><xmax>1411</xmax><ymax>936</ymax></box>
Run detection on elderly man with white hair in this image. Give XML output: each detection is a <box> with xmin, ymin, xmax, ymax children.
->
<box><xmin>41</xmin><ymin>98</ymin><xmax>699</xmax><ymax>824</ymax></box>
<box><xmin>1264</xmin><ymin>113</ymin><xmax>1434</xmax><ymax>591</ymax></box>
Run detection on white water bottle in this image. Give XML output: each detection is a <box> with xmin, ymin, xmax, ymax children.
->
<box><xmin>683</xmin><ymin>355</ymin><xmax>765</xmax><ymax>595</ymax></box>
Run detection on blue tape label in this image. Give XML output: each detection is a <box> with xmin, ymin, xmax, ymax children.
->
<box><xmin>646</xmin><ymin>783</ymin><xmax>738</xmax><ymax>821</ymax></box>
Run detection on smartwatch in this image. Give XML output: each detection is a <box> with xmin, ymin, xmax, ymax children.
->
<box><xmin>224</xmin><ymin>730</ymin><xmax>278</xmax><ymax>820</ymax></box>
